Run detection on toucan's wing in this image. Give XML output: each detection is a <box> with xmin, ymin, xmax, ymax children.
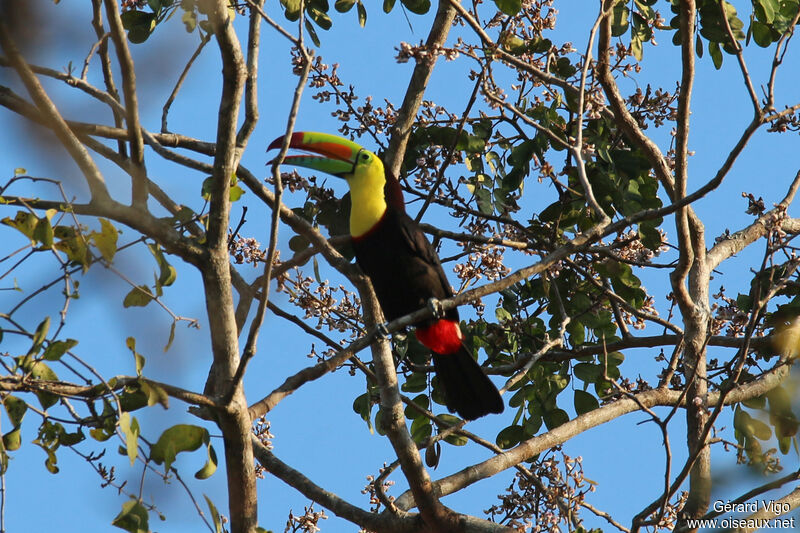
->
<box><xmin>395</xmin><ymin>211</ymin><xmax>455</xmax><ymax>300</ymax></box>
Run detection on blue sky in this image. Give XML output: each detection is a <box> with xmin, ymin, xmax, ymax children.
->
<box><xmin>2</xmin><ymin>0</ymin><xmax>800</xmax><ymax>532</ymax></box>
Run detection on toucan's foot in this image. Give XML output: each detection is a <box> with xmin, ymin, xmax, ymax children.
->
<box><xmin>376</xmin><ymin>322</ymin><xmax>391</xmax><ymax>338</ymax></box>
<box><xmin>427</xmin><ymin>297</ymin><xmax>445</xmax><ymax>319</ymax></box>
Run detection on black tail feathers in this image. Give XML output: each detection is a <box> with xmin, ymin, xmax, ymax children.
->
<box><xmin>432</xmin><ymin>345</ymin><xmax>503</xmax><ymax>420</ymax></box>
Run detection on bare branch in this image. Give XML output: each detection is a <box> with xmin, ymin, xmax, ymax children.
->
<box><xmin>0</xmin><ymin>21</ymin><xmax>110</xmax><ymax>204</ymax></box>
<box><xmin>102</xmin><ymin>0</ymin><xmax>148</xmax><ymax>207</ymax></box>
<box><xmin>383</xmin><ymin>0</ymin><xmax>459</xmax><ymax>177</ymax></box>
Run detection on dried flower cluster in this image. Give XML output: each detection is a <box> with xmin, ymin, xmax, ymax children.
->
<box><xmin>710</xmin><ymin>286</ymin><xmax>751</xmax><ymax>337</ymax></box>
<box><xmin>650</xmin><ymin>491</ymin><xmax>689</xmax><ymax>531</ymax></box>
<box><xmin>395</xmin><ymin>41</ymin><xmax>461</xmax><ymax>64</ymax></box>
<box><xmin>252</xmin><ymin>416</ymin><xmax>274</xmax><ymax>480</ymax></box>
<box><xmin>120</xmin><ymin>0</ymin><xmax>147</xmax><ymax>9</ymax></box>
<box><xmin>279</xmin><ymin>269</ymin><xmax>363</xmax><ymax>336</ymax></box>
<box><xmin>284</xmin><ymin>504</ymin><xmax>327</xmax><ymax>533</ymax></box>
<box><xmin>266</xmin><ymin>170</ymin><xmax>310</xmax><ymax>194</ymax></box>
<box><xmin>230</xmin><ymin>236</ymin><xmax>269</xmax><ymax>266</ymax></box>
<box><xmin>485</xmin><ymin>451</ymin><xmax>594</xmax><ymax>532</ymax></box>
<box><xmin>620</xmin><ymin>293</ymin><xmax>658</xmax><ymax>330</ymax></box>
<box><xmin>361</xmin><ymin>469</ymin><xmax>395</xmax><ymax>514</ymax></box>
<box><xmin>767</xmin><ymin>106</ymin><xmax>800</xmax><ymax>133</ymax></box>
<box><xmin>302</xmin><ymin>53</ymin><xmax>397</xmax><ymax>139</ymax></box>
<box><xmin>612</xmin><ymin>230</ymin><xmax>669</xmax><ymax>263</ymax></box>
<box><xmin>454</xmin><ymin>244</ymin><xmax>511</xmax><ymax>287</ymax></box>
<box><xmin>627</xmin><ymin>84</ymin><xmax>679</xmax><ymax>129</ymax></box>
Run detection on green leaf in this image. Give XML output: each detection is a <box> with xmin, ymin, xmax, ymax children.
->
<box><xmin>631</xmin><ymin>36</ymin><xmax>643</xmax><ymax>61</ymax></box>
<box><xmin>164</xmin><ymin>320</ymin><xmax>177</xmax><ymax>352</ymax></box>
<box><xmin>574</xmin><ymin>362</ymin><xmax>601</xmax><ymax>383</ymax></box>
<box><xmin>494</xmin><ymin>0</ymin><xmax>521</xmax><ymax>16</ymax></box>
<box><xmin>2</xmin><ymin>211</ymin><xmax>38</xmax><ymax>242</ymax></box>
<box><xmin>201</xmin><ymin>174</ymin><xmax>246</xmax><ymax>202</ymax></box>
<box><xmin>150</xmin><ymin>424</ymin><xmax>210</xmax><ymax>472</ymax></box>
<box><xmin>356</xmin><ymin>0</ymin><xmax>366</xmax><ymax>26</ymax></box>
<box><xmin>383</xmin><ymin>0</ymin><xmax>396</xmax><ymax>12</ymax></box>
<box><xmin>475</xmin><ymin>188</ymin><xmax>493</xmax><ymax>214</ymax></box>
<box><xmin>742</xmin><ymin>395</ymin><xmax>766</xmax><ymax>410</ymax></box>
<box><xmin>736</xmin><ymin>293</ymin><xmax>753</xmax><ymax>312</ymax></box>
<box><xmin>709</xmin><ymin>40</ymin><xmax>723</xmax><ymax>69</ymax></box>
<box><xmin>543</xmin><ymin>408</ymin><xmax>569</xmax><ymax>430</ymax></box>
<box><xmin>352</xmin><ymin>392</ymin><xmax>374</xmax><ymax>433</ymax></box>
<box><xmin>755</xmin><ymin>0</ymin><xmax>777</xmax><ymax>23</ymax></box>
<box><xmin>778</xmin><ymin>435</ymin><xmax>792</xmax><ymax>454</ymax></box>
<box><xmin>304</xmin><ymin>19</ymin><xmax>321</xmax><ymax>46</ymax></box>
<box><xmin>126</xmin><ymin>337</ymin><xmax>146</xmax><ymax>376</ymax></box>
<box><xmin>3</xmin><ymin>396</ymin><xmax>27</xmax><ymax>427</ymax></box>
<box><xmin>410</xmin><ymin>416</ymin><xmax>431</xmax><ymax>443</ymax></box>
<box><xmin>120</xmin><ymin>10</ymin><xmax>157</xmax><ymax>44</ymax></box>
<box><xmin>123</xmin><ymin>285</ymin><xmax>154</xmax><ymax>308</ymax></box>
<box><xmin>119</xmin><ymin>412</ymin><xmax>140</xmax><ymax>467</ymax></box>
<box><xmin>33</xmin><ymin>213</ymin><xmax>54</xmax><ymax>248</ymax></box>
<box><xmin>31</xmin><ymin>361</ymin><xmax>59</xmax><ymax>409</ymax></box>
<box><xmin>281</xmin><ymin>0</ymin><xmax>302</xmax><ymax>18</ymax></box>
<box><xmin>401</xmin><ymin>0</ymin><xmax>431</xmax><ymax>14</ymax></box>
<box><xmin>60</xmin><ymin>428</ymin><xmax>84</xmax><ymax>446</ymax></box>
<box><xmin>28</xmin><ymin>316</ymin><xmax>51</xmax><ymax>356</ymax></box>
<box><xmin>402</xmin><ymin>372</ymin><xmax>428</xmax><ymax>393</ymax></box>
<box><xmin>438</xmin><ymin>415</ymin><xmax>468</xmax><ymax>444</ymax></box>
<box><xmin>112</xmin><ymin>499</ymin><xmax>150</xmax><ymax>533</ymax></box>
<box><xmin>194</xmin><ymin>443</ymin><xmax>217</xmax><ymax>479</ymax></box>
<box><xmin>334</xmin><ymin>0</ymin><xmax>355</xmax><ymax>12</ymax></box>
<box><xmin>496</xmin><ymin>424</ymin><xmax>524</xmax><ymax>449</ymax></box>
<box><xmin>404</xmin><ymin>394</ymin><xmax>430</xmax><ymax>419</ymax></box>
<box><xmin>3</xmin><ymin>428</ymin><xmax>21</xmax><ymax>451</ymax></box>
<box><xmin>119</xmin><ymin>386</ymin><xmax>149</xmax><ymax>413</ymax></box>
<box><xmin>289</xmin><ymin>235</ymin><xmax>310</xmax><ymax>252</ymax></box>
<box><xmin>54</xmin><ymin>228</ymin><xmax>90</xmax><ymax>270</ymax></box>
<box><xmin>91</xmin><ymin>218</ymin><xmax>119</xmax><ymax>262</ymax></box>
<box><xmin>181</xmin><ymin>8</ymin><xmax>197</xmax><ymax>32</ymax></box>
<box><xmin>495</xmin><ymin>307</ymin><xmax>512</xmax><ymax>323</ymax></box>
<box><xmin>574</xmin><ymin>390</ymin><xmax>599</xmax><ymax>415</ymax></box>
<box><xmin>147</xmin><ymin>243</ymin><xmax>177</xmax><ymax>289</ymax></box>
<box><xmin>35</xmin><ymin>442</ymin><xmax>59</xmax><ymax>474</ymax></box>
<box><xmin>611</xmin><ymin>2</ymin><xmax>629</xmax><ymax>36</ymax></box>
<box><xmin>90</xmin><ymin>427</ymin><xmax>114</xmax><ymax>442</ymax></box>
<box><xmin>751</xmin><ymin>20</ymin><xmax>773</xmax><ymax>47</ymax></box>
<box><xmin>204</xmin><ymin>495</ymin><xmax>224</xmax><ymax>533</ymax></box>
<box><xmin>140</xmin><ymin>380</ymin><xmax>170</xmax><ymax>409</ymax></box>
<box><xmin>42</xmin><ymin>339</ymin><xmax>78</xmax><ymax>361</ymax></box>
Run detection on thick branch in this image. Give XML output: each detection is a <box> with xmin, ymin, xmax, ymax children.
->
<box><xmin>395</xmin><ymin>362</ymin><xmax>789</xmax><ymax>510</ymax></box>
<box><xmin>383</xmin><ymin>0</ymin><xmax>458</xmax><ymax>177</ymax></box>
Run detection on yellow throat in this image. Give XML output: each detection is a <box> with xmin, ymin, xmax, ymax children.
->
<box><xmin>347</xmin><ymin>154</ymin><xmax>387</xmax><ymax>238</ymax></box>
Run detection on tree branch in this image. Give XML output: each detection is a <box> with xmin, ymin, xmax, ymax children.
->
<box><xmin>395</xmin><ymin>361</ymin><xmax>790</xmax><ymax>510</ymax></box>
<box><xmin>383</xmin><ymin>0</ymin><xmax>459</xmax><ymax>178</ymax></box>
<box><xmin>0</xmin><ymin>21</ymin><xmax>111</xmax><ymax>204</ymax></box>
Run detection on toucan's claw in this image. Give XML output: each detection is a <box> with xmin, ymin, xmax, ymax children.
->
<box><xmin>427</xmin><ymin>297</ymin><xmax>445</xmax><ymax>319</ymax></box>
<box><xmin>376</xmin><ymin>322</ymin><xmax>391</xmax><ymax>338</ymax></box>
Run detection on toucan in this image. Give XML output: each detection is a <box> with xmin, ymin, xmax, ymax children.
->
<box><xmin>268</xmin><ymin>132</ymin><xmax>503</xmax><ymax>420</ymax></box>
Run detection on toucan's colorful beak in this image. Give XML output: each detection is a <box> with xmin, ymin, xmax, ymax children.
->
<box><xmin>268</xmin><ymin>131</ymin><xmax>364</xmax><ymax>177</ymax></box>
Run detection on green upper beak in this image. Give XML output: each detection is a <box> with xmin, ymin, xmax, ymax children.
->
<box><xmin>268</xmin><ymin>131</ymin><xmax>365</xmax><ymax>177</ymax></box>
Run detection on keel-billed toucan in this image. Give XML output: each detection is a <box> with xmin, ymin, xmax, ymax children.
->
<box><xmin>268</xmin><ymin>132</ymin><xmax>503</xmax><ymax>420</ymax></box>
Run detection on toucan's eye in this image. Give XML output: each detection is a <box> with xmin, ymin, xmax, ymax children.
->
<box><xmin>361</xmin><ymin>153</ymin><xmax>369</xmax><ymax>161</ymax></box>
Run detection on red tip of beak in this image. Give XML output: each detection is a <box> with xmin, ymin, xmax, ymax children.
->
<box><xmin>267</xmin><ymin>132</ymin><xmax>306</xmax><ymax>152</ymax></box>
